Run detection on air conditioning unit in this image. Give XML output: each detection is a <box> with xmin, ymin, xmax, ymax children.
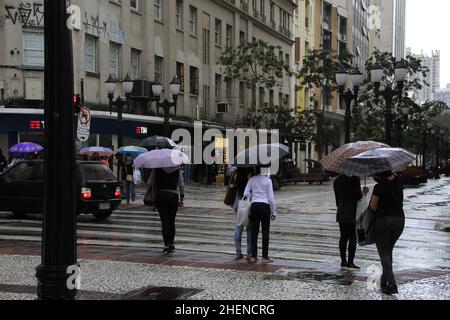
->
<box><xmin>130</xmin><ymin>80</ymin><xmax>151</xmax><ymax>100</ymax></box>
<box><xmin>217</xmin><ymin>102</ymin><xmax>230</xmax><ymax>114</ymax></box>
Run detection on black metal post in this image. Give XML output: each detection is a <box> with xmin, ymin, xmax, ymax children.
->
<box><xmin>156</xmin><ymin>97</ymin><xmax>178</xmax><ymax>138</ymax></box>
<box><xmin>339</xmin><ymin>88</ymin><xmax>358</xmax><ymax>144</ymax></box>
<box><xmin>436</xmin><ymin>135</ymin><xmax>440</xmax><ymax>176</ymax></box>
<box><xmin>422</xmin><ymin>130</ymin><xmax>427</xmax><ymax>174</ymax></box>
<box><xmin>383</xmin><ymin>89</ymin><xmax>394</xmax><ymax>147</ymax></box>
<box><xmin>36</xmin><ymin>0</ymin><xmax>78</xmax><ymax>300</ymax></box>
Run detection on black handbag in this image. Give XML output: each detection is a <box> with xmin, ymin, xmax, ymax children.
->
<box><xmin>356</xmin><ymin>207</ymin><xmax>376</xmax><ymax>246</ymax></box>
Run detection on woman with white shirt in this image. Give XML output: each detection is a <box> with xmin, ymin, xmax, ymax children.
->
<box><xmin>243</xmin><ymin>166</ymin><xmax>277</xmax><ymax>263</ymax></box>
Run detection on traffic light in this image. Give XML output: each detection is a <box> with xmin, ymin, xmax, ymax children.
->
<box><xmin>74</xmin><ymin>94</ymin><xmax>81</xmax><ymax>114</ymax></box>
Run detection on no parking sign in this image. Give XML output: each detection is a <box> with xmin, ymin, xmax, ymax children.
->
<box><xmin>77</xmin><ymin>107</ymin><xmax>91</xmax><ymax>142</ymax></box>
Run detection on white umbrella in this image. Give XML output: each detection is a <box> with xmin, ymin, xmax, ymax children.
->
<box><xmin>134</xmin><ymin>149</ymin><xmax>191</xmax><ymax>169</ymax></box>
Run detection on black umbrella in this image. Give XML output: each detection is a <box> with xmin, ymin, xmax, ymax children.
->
<box><xmin>139</xmin><ymin>136</ymin><xmax>177</xmax><ymax>150</ymax></box>
<box><xmin>234</xmin><ymin>143</ymin><xmax>289</xmax><ymax>167</ymax></box>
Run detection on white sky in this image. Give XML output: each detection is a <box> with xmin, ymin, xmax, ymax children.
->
<box><xmin>405</xmin><ymin>0</ymin><xmax>449</xmax><ymax>89</ymax></box>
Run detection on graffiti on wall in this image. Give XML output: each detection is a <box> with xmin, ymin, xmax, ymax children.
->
<box><xmin>83</xmin><ymin>13</ymin><xmax>125</xmax><ymax>44</ymax></box>
<box><xmin>4</xmin><ymin>2</ymin><xmax>44</xmax><ymax>27</ymax></box>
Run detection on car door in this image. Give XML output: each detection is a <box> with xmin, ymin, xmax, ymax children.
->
<box><xmin>28</xmin><ymin>162</ymin><xmax>44</xmax><ymax>213</ymax></box>
<box><xmin>0</xmin><ymin>162</ymin><xmax>35</xmax><ymax>212</ymax></box>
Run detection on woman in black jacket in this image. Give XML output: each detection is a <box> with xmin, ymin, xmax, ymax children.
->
<box><xmin>334</xmin><ymin>174</ymin><xmax>367</xmax><ymax>269</ymax></box>
<box><xmin>148</xmin><ymin>167</ymin><xmax>185</xmax><ymax>255</ymax></box>
<box><xmin>370</xmin><ymin>171</ymin><xmax>405</xmax><ymax>295</ymax></box>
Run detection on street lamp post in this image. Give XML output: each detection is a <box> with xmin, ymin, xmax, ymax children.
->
<box><xmin>151</xmin><ymin>76</ymin><xmax>181</xmax><ymax>138</ymax></box>
<box><xmin>336</xmin><ymin>66</ymin><xmax>363</xmax><ymax>144</ymax></box>
<box><xmin>369</xmin><ymin>60</ymin><xmax>409</xmax><ymax>146</ymax></box>
<box><xmin>396</xmin><ymin>106</ymin><xmax>410</xmax><ymax>147</ymax></box>
<box><xmin>105</xmin><ymin>73</ymin><xmax>134</xmax><ymax>178</ymax></box>
<box><xmin>36</xmin><ymin>0</ymin><xmax>78</xmax><ymax>300</ymax></box>
<box><xmin>423</xmin><ymin>122</ymin><xmax>434</xmax><ymax>175</ymax></box>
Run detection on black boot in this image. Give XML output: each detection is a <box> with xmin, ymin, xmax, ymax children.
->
<box><xmin>382</xmin><ymin>282</ymin><xmax>398</xmax><ymax>295</ymax></box>
<box><xmin>380</xmin><ymin>274</ymin><xmax>387</xmax><ymax>291</ymax></box>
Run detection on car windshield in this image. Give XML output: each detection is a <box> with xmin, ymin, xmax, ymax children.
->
<box><xmin>79</xmin><ymin>163</ymin><xmax>116</xmax><ymax>181</ymax></box>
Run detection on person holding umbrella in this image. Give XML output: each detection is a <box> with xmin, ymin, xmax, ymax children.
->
<box><xmin>243</xmin><ymin>166</ymin><xmax>277</xmax><ymax>263</ymax></box>
<box><xmin>120</xmin><ymin>154</ymin><xmax>137</xmax><ymax>204</ymax></box>
<box><xmin>370</xmin><ymin>170</ymin><xmax>405</xmax><ymax>295</ymax></box>
<box><xmin>135</xmin><ymin>149</ymin><xmax>189</xmax><ymax>255</ymax></box>
<box><xmin>0</xmin><ymin>148</ymin><xmax>7</xmax><ymax>173</ymax></box>
<box><xmin>334</xmin><ymin>175</ymin><xmax>368</xmax><ymax>269</ymax></box>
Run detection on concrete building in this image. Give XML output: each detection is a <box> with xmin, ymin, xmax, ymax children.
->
<box><xmin>378</xmin><ymin>0</ymin><xmax>406</xmax><ymax>58</ymax></box>
<box><xmin>0</xmin><ymin>0</ymin><xmax>297</xmax><ymax>159</ymax></box>
<box><xmin>434</xmin><ymin>85</ymin><xmax>450</xmax><ymax>108</ymax></box>
<box><xmin>406</xmin><ymin>48</ymin><xmax>441</xmax><ymax>103</ymax></box>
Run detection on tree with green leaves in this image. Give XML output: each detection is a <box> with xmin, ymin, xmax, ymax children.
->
<box><xmin>218</xmin><ymin>40</ymin><xmax>291</xmax><ymax>129</ymax></box>
<box><xmin>298</xmin><ymin>48</ymin><xmax>353</xmax><ymax>158</ymax></box>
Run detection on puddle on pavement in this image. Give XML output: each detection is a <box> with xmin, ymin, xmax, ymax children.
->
<box><xmin>120</xmin><ymin>286</ymin><xmax>203</xmax><ymax>300</ymax></box>
<box><xmin>276</xmin><ymin>272</ymin><xmax>358</xmax><ymax>286</ymax></box>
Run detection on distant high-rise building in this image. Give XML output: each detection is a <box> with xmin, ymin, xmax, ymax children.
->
<box><xmin>434</xmin><ymin>86</ymin><xmax>450</xmax><ymax>108</ymax></box>
<box><xmin>406</xmin><ymin>48</ymin><xmax>441</xmax><ymax>103</ymax></box>
<box><xmin>378</xmin><ymin>0</ymin><xmax>406</xmax><ymax>58</ymax></box>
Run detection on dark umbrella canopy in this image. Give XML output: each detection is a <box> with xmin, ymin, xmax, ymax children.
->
<box><xmin>139</xmin><ymin>136</ymin><xmax>177</xmax><ymax>150</ymax></box>
<box><xmin>234</xmin><ymin>144</ymin><xmax>289</xmax><ymax>167</ymax></box>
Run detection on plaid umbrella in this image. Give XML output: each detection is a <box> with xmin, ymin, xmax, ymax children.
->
<box><xmin>336</xmin><ymin>148</ymin><xmax>416</xmax><ymax>177</ymax></box>
<box><xmin>134</xmin><ymin>149</ymin><xmax>190</xmax><ymax>169</ymax></box>
<box><xmin>80</xmin><ymin>147</ymin><xmax>114</xmax><ymax>157</ymax></box>
<box><xmin>321</xmin><ymin>141</ymin><xmax>389</xmax><ymax>172</ymax></box>
<box><xmin>9</xmin><ymin>142</ymin><xmax>44</xmax><ymax>154</ymax></box>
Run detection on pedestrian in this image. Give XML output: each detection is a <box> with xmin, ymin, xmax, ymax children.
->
<box><xmin>120</xmin><ymin>154</ymin><xmax>136</xmax><ymax>204</ymax></box>
<box><xmin>334</xmin><ymin>174</ymin><xmax>368</xmax><ymax>269</ymax></box>
<box><xmin>370</xmin><ymin>170</ymin><xmax>405</xmax><ymax>295</ymax></box>
<box><xmin>0</xmin><ymin>148</ymin><xmax>7</xmax><ymax>173</ymax></box>
<box><xmin>244</xmin><ymin>166</ymin><xmax>277</xmax><ymax>263</ymax></box>
<box><xmin>91</xmin><ymin>152</ymin><xmax>100</xmax><ymax>161</ymax></box>
<box><xmin>148</xmin><ymin>166</ymin><xmax>185</xmax><ymax>254</ymax></box>
<box><xmin>228</xmin><ymin>167</ymin><xmax>253</xmax><ymax>260</ymax></box>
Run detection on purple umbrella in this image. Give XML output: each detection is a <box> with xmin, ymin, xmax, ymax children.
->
<box><xmin>134</xmin><ymin>149</ymin><xmax>191</xmax><ymax>169</ymax></box>
<box><xmin>9</xmin><ymin>142</ymin><xmax>44</xmax><ymax>154</ymax></box>
<box><xmin>80</xmin><ymin>147</ymin><xmax>114</xmax><ymax>158</ymax></box>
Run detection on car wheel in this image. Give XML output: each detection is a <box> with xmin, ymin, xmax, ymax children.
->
<box><xmin>92</xmin><ymin>211</ymin><xmax>113</xmax><ymax>220</ymax></box>
<box><xmin>12</xmin><ymin>211</ymin><xmax>27</xmax><ymax>218</ymax></box>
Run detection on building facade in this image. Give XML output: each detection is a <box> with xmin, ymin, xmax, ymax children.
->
<box><xmin>406</xmin><ymin>48</ymin><xmax>441</xmax><ymax>104</ymax></box>
<box><xmin>434</xmin><ymin>84</ymin><xmax>450</xmax><ymax>108</ymax></box>
<box><xmin>0</xmin><ymin>0</ymin><xmax>297</xmax><ymax>159</ymax></box>
<box><xmin>378</xmin><ymin>0</ymin><xmax>405</xmax><ymax>59</ymax></box>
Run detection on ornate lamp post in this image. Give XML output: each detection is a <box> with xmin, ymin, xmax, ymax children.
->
<box><xmin>105</xmin><ymin>73</ymin><xmax>134</xmax><ymax>177</ymax></box>
<box><xmin>370</xmin><ymin>60</ymin><xmax>409</xmax><ymax>146</ymax></box>
<box><xmin>151</xmin><ymin>76</ymin><xmax>181</xmax><ymax>138</ymax></box>
<box><xmin>336</xmin><ymin>66</ymin><xmax>363</xmax><ymax>144</ymax></box>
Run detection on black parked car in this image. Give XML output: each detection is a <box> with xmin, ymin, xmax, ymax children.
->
<box><xmin>0</xmin><ymin>160</ymin><xmax>122</xmax><ymax>220</ymax></box>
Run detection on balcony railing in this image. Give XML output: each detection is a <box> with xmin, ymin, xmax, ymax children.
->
<box><xmin>279</xmin><ymin>25</ymin><xmax>292</xmax><ymax>39</ymax></box>
<box><xmin>253</xmin><ymin>9</ymin><xmax>259</xmax><ymax>19</ymax></box>
<box><xmin>260</xmin><ymin>13</ymin><xmax>266</xmax><ymax>24</ymax></box>
<box><xmin>270</xmin><ymin>19</ymin><xmax>276</xmax><ymax>29</ymax></box>
<box><xmin>240</xmin><ymin>2</ymin><xmax>249</xmax><ymax>12</ymax></box>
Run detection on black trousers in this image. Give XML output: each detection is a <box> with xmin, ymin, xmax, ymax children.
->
<box><xmin>156</xmin><ymin>191</ymin><xmax>179</xmax><ymax>247</ymax></box>
<box><xmin>250</xmin><ymin>203</ymin><xmax>271</xmax><ymax>259</ymax></box>
<box><xmin>339</xmin><ymin>222</ymin><xmax>357</xmax><ymax>264</ymax></box>
<box><xmin>374</xmin><ymin>216</ymin><xmax>405</xmax><ymax>284</ymax></box>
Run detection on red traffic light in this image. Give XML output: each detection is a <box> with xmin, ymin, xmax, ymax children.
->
<box><xmin>74</xmin><ymin>94</ymin><xmax>81</xmax><ymax>113</ymax></box>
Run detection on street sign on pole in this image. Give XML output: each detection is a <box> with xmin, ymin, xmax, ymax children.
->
<box><xmin>77</xmin><ymin>106</ymin><xmax>91</xmax><ymax>142</ymax></box>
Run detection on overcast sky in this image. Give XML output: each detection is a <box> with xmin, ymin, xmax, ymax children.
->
<box><xmin>406</xmin><ymin>0</ymin><xmax>449</xmax><ymax>89</ymax></box>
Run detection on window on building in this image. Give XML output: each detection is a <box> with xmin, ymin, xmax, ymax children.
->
<box><xmin>131</xmin><ymin>49</ymin><xmax>141</xmax><ymax>79</ymax></box>
<box><xmin>189</xmin><ymin>6</ymin><xmax>198</xmax><ymax>35</ymax></box>
<box><xmin>226</xmin><ymin>24</ymin><xmax>233</xmax><ymax>48</ymax></box>
<box><xmin>269</xmin><ymin>89</ymin><xmax>274</xmax><ymax>105</ymax></box>
<box><xmin>154</xmin><ymin>0</ymin><xmax>162</xmax><ymax>20</ymax></box>
<box><xmin>270</xmin><ymin>1</ymin><xmax>275</xmax><ymax>22</ymax></box>
<box><xmin>225</xmin><ymin>79</ymin><xmax>232</xmax><ymax>102</ymax></box>
<box><xmin>239</xmin><ymin>31</ymin><xmax>246</xmax><ymax>43</ymax></box>
<box><xmin>130</xmin><ymin>0</ymin><xmax>139</xmax><ymax>10</ymax></box>
<box><xmin>203</xmin><ymin>28</ymin><xmax>210</xmax><ymax>65</ymax></box>
<box><xmin>176</xmin><ymin>62</ymin><xmax>185</xmax><ymax>92</ymax></box>
<box><xmin>176</xmin><ymin>0</ymin><xmax>183</xmax><ymax>29</ymax></box>
<box><xmin>215</xmin><ymin>19</ymin><xmax>222</xmax><ymax>46</ymax></box>
<box><xmin>84</xmin><ymin>34</ymin><xmax>98</xmax><ymax>73</ymax></box>
<box><xmin>259</xmin><ymin>0</ymin><xmax>265</xmax><ymax>16</ymax></box>
<box><xmin>109</xmin><ymin>42</ymin><xmax>121</xmax><ymax>78</ymax></box>
<box><xmin>259</xmin><ymin>87</ymin><xmax>265</xmax><ymax>105</ymax></box>
<box><xmin>239</xmin><ymin>81</ymin><xmax>246</xmax><ymax>106</ymax></box>
<box><xmin>279</xmin><ymin>92</ymin><xmax>283</xmax><ymax>106</ymax></box>
<box><xmin>215</xmin><ymin>74</ymin><xmax>222</xmax><ymax>101</ymax></box>
<box><xmin>190</xmin><ymin>66</ymin><xmax>199</xmax><ymax>95</ymax></box>
<box><xmin>155</xmin><ymin>55</ymin><xmax>164</xmax><ymax>83</ymax></box>
<box><xmin>24</xmin><ymin>32</ymin><xmax>44</xmax><ymax>67</ymax></box>
<box><xmin>285</xmin><ymin>53</ymin><xmax>290</xmax><ymax>66</ymax></box>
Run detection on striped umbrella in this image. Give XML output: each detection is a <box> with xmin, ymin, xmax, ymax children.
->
<box><xmin>9</xmin><ymin>142</ymin><xmax>44</xmax><ymax>154</ymax></box>
<box><xmin>321</xmin><ymin>141</ymin><xmax>389</xmax><ymax>172</ymax></box>
<box><xmin>134</xmin><ymin>149</ymin><xmax>191</xmax><ymax>169</ymax></box>
<box><xmin>336</xmin><ymin>148</ymin><xmax>416</xmax><ymax>177</ymax></box>
<box><xmin>80</xmin><ymin>147</ymin><xmax>114</xmax><ymax>157</ymax></box>
<box><xmin>116</xmin><ymin>146</ymin><xmax>148</xmax><ymax>155</ymax></box>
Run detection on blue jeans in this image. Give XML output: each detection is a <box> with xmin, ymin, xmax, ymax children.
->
<box><xmin>123</xmin><ymin>181</ymin><xmax>136</xmax><ymax>202</ymax></box>
<box><xmin>235</xmin><ymin>225</ymin><xmax>252</xmax><ymax>256</ymax></box>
